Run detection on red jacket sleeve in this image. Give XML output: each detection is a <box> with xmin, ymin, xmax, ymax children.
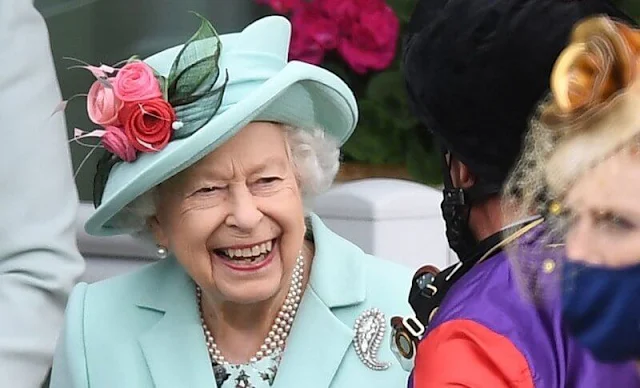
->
<box><xmin>413</xmin><ymin>319</ymin><xmax>534</xmax><ymax>388</ymax></box>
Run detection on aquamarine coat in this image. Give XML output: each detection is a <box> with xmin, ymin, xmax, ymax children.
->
<box><xmin>50</xmin><ymin>214</ymin><xmax>413</xmax><ymax>387</ymax></box>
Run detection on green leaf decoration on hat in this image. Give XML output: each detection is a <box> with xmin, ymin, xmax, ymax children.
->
<box><xmin>167</xmin><ymin>12</ymin><xmax>228</xmax><ymax>139</ymax></box>
<box><xmin>93</xmin><ymin>151</ymin><xmax>121</xmax><ymax>208</ymax></box>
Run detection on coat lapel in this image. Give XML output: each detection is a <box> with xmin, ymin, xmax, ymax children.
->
<box><xmin>273</xmin><ymin>214</ymin><xmax>367</xmax><ymax>387</ymax></box>
<box><xmin>136</xmin><ymin>258</ymin><xmax>214</xmax><ymax>388</ymax></box>
<box><xmin>134</xmin><ymin>214</ymin><xmax>368</xmax><ymax>388</ymax></box>
<box><xmin>273</xmin><ymin>287</ymin><xmax>355</xmax><ymax>387</ymax></box>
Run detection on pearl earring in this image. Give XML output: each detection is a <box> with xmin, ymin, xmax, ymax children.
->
<box><xmin>156</xmin><ymin>245</ymin><xmax>168</xmax><ymax>259</ymax></box>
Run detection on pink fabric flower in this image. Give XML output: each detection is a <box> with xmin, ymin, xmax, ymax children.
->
<box><xmin>256</xmin><ymin>0</ymin><xmax>302</xmax><ymax>14</ymax></box>
<box><xmin>101</xmin><ymin>126</ymin><xmax>137</xmax><ymax>162</ymax></box>
<box><xmin>112</xmin><ymin>61</ymin><xmax>162</xmax><ymax>102</ymax></box>
<box><xmin>86</xmin><ymin>79</ymin><xmax>123</xmax><ymax>125</ymax></box>
<box><xmin>322</xmin><ymin>0</ymin><xmax>400</xmax><ymax>74</ymax></box>
<box><xmin>289</xmin><ymin>3</ymin><xmax>338</xmax><ymax>64</ymax></box>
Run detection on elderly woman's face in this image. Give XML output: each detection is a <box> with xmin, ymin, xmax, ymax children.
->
<box><xmin>150</xmin><ymin>122</ymin><xmax>306</xmax><ymax>304</ymax></box>
<box><xmin>564</xmin><ymin>150</ymin><xmax>640</xmax><ymax>267</ymax></box>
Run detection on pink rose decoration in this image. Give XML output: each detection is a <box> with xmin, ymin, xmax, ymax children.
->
<box><xmin>256</xmin><ymin>0</ymin><xmax>302</xmax><ymax>14</ymax></box>
<box><xmin>86</xmin><ymin>79</ymin><xmax>123</xmax><ymax>125</ymax></box>
<box><xmin>289</xmin><ymin>4</ymin><xmax>338</xmax><ymax>64</ymax></box>
<box><xmin>323</xmin><ymin>0</ymin><xmax>400</xmax><ymax>74</ymax></box>
<box><xmin>101</xmin><ymin>126</ymin><xmax>137</xmax><ymax>162</ymax></box>
<box><xmin>112</xmin><ymin>61</ymin><xmax>162</xmax><ymax>102</ymax></box>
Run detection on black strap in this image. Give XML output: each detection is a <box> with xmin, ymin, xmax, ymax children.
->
<box><xmin>408</xmin><ymin>221</ymin><xmax>527</xmax><ymax>327</ymax></box>
<box><xmin>440</xmin><ymin>148</ymin><xmax>502</xmax><ymax>203</ymax></box>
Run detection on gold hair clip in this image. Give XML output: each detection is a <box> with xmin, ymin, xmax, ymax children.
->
<box><xmin>548</xmin><ymin>201</ymin><xmax>563</xmax><ymax>216</ymax></box>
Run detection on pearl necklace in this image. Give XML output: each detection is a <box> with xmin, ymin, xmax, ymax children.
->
<box><xmin>197</xmin><ymin>252</ymin><xmax>305</xmax><ymax>365</ymax></box>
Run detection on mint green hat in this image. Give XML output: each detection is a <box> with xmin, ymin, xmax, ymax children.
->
<box><xmin>84</xmin><ymin>15</ymin><xmax>358</xmax><ymax>236</ymax></box>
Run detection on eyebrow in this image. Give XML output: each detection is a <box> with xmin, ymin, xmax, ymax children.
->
<box><xmin>593</xmin><ymin>205</ymin><xmax>640</xmax><ymax>222</ymax></box>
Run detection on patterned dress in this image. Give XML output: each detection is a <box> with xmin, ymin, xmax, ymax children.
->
<box><xmin>213</xmin><ymin>352</ymin><xmax>281</xmax><ymax>388</ymax></box>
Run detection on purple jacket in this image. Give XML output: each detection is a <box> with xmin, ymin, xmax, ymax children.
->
<box><xmin>409</xmin><ymin>225</ymin><xmax>640</xmax><ymax>387</ymax></box>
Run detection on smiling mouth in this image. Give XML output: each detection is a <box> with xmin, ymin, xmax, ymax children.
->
<box><xmin>213</xmin><ymin>239</ymin><xmax>276</xmax><ymax>265</ymax></box>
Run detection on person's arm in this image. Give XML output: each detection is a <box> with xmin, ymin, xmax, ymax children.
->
<box><xmin>0</xmin><ymin>0</ymin><xmax>85</xmax><ymax>386</ymax></box>
<box><xmin>413</xmin><ymin>319</ymin><xmax>534</xmax><ymax>387</ymax></box>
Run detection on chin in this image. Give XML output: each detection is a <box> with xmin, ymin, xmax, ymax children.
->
<box><xmin>218</xmin><ymin>275</ymin><xmax>284</xmax><ymax>305</ymax></box>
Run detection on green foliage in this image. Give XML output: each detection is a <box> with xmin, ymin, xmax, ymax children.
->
<box><xmin>335</xmin><ymin>0</ymin><xmax>443</xmax><ymax>184</ymax></box>
<box><xmin>615</xmin><ymin>0</ymin><xmax>640</xmax><ymax>19</ymax></box>
<box><xmin>386</xmin><ymin>0</ymin><xmax>419</xmax><ymax>23</ymax></box>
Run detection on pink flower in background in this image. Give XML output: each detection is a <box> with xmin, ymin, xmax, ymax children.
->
<box><xmin>290</xmin><ymin>32</ymin><xmax>326</xmax><ymax>64</ymax></box>
<box><xmin>320</xmin><ymin>0</ymin><xmax>360</xmax><ymax>30</ymax></box>
<box><xmin>258</xmin><ymin>0</ymin><xmax>400</xmax><ymax>73</ymax></box>
<box><xmin>101</xmin><ymin>126</ymin><xmax>137</xmax><ymax>162</ymax></box>
<box><xmin>256</xmin><ymin>0</ymin><xmax>302</xmax><ymax>14</ymax></box>
<box><xmin>113</xmin><ymin>61</ymin><xmax>162</xmax><ymax>102</ymax></box>
<box><xmin>323</xmin><ymin>0</ymin><xmax>400</xmax><ymax>74</ymax></box>
<box><xmin>289</xmin><ymin>3</ymin><xmax>338</xmax><ymax>64</ymax></box>
<box><xmin>86</xmin><ymin>79</ymin><xmax>123</xmax><ymax>125</ymax></box>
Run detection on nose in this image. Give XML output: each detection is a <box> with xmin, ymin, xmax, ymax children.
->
<box><xmin>225</xmin><ymin>184</ymin><xmax>263</xmax><ymax>232</ymax></box>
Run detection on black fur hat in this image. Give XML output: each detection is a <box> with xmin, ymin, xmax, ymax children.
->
<box><xmin>404</xmin><ymin>0</ymin><xmax>635</xmax><ymax>186</ymax></box>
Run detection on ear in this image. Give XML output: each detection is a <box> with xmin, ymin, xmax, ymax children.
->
<box><xmin>148</xmin><ymin>215</ymin><xmax>169</xmax><ymax>248</ymax></box>
<box><xmin>449</xmin><ymin>156</ymin><xmax>476</xmax><ymax>189</ymax></box>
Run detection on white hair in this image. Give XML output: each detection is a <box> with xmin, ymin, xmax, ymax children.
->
<box><xmin>113</xmin><ymin>124</ymin><xmax>340</xmax><ymax>239</ymax></box>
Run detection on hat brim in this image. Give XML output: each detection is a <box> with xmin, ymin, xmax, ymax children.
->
<box><xmin>85</xmin><ymin>61</ymin><xmax>357</xmax><ymax>236</ymax></box>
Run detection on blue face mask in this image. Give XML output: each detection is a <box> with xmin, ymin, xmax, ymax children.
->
<box><xmin>561</xmin><ymin>260</ymin><xmax>640</xmax><ymax>362</ymax></box>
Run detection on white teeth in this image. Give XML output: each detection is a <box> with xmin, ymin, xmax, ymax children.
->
<box><xmin>222</xmin><ymin>240</ymin><xmax>274</xmax><ymax>259</ymax></box>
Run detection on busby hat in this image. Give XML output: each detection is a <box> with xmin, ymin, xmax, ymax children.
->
<box><xmin>403</xmin><ymin>0</ymin><xmax>635</xmax><ymax>186</ymax></box>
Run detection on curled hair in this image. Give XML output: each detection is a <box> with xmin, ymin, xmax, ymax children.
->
<box><xmin>540</xmin><ymin>17</ymin><xmax>640</xmax><ymax>131</ymax></box>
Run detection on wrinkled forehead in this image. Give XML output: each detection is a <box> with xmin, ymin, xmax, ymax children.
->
<box><xmin>565</xmin><ymin>148</ymin><xmax>640</xmax><ymax>211</ymax></box>
<box><xmin>164</xmin><ymin>122</ymin><xmax>292</xmax><ymax>184</ymax></box>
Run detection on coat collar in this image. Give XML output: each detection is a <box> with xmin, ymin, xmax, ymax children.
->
<box><xmin>306</xmin><ymin>213</ymin><xmax>366</xmax><ymax>308</ymax></box>
<box><xmin>136</xmin><ymin>258</ymin><xmax>214</xmax><ymax>388</ymax></box>
<box><xmin>134</xmin><ymin>213</ymin><xmax>367</xmax><ymax>387</ymax></box>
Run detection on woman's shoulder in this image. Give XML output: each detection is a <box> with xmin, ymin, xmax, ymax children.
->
<box><xmin>360</xmin><ymin>253</ymin><xmax>414</xmax><ymax>289</ymax></box>
<box><xmin>310</xmin><ymin>214</ymin><xmax>414</xmax><ymax>278</ymax></box>
<box><xmin>62</xmin><ymin>258</ymin><xmax>188</xmax><ymax>352</ymax></box>
<box><xmin>310</xmin><ymin>214</ymin><xmax>414</xmax><ymax>301</ymax></box>
<box><xmin>72</xmin><ymin>258</ymin><xmax>179</xmax><ymax>317</ymax></box>
<box><xmin>358</xmin><ymin>253</ymin><xmax>414</xmax><ymax>309</ymax></box>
